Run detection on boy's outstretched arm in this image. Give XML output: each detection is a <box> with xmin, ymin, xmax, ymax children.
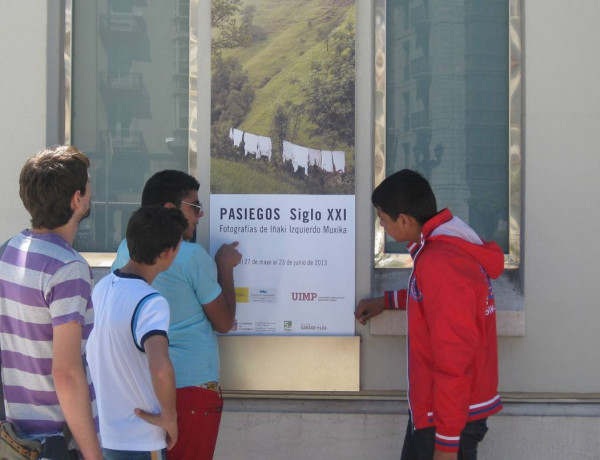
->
<box><xmin>204</xmin><ymin>241</ymin><xmax>242</xmax><ymax>333</ymax></box>
<box><xmin>355</xmin><ymin>297</ymin><xmax>385</xmax><ymax>324</ymax></box>
<box><xmin>355</xmin><ymin>289</ymin><xmax>408</xmax><ymax>325</ymax></box>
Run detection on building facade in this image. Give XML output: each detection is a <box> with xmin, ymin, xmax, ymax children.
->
<box><xmin>1</xmin><ymin>1</ymin><xmax>599</xmax><ymax>458</ymax></box>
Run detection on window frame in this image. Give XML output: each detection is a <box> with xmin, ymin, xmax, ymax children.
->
<box><xmin>373</xmin><ymin>0</ymin><xmax>522</xmax><ymax>269</ymax></box>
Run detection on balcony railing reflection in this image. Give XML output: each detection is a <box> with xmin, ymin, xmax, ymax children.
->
<box><xmin>173</xmin><ymin>1</ymin><xmax>190</xmax><ymax>19</ymax></box>
<box><xmin>410</xmin><ymin>4</ymin><xmax>429</xmax><ymax>26</ymax></box>
<box><xmin>411</xmin><ymin>56</ymin><xmax>430</xmax><ymax>76</ymax></box>
<box><xmin>100</xmin><ymin>130</ymin><xmax>147</xmax><ymax>153</ymax></box>
<box><xmin>100</xmin><ymin>14</ymin><xmax>145</xmax><ymax>35</ymax></box>
<box><xmin>411</xmin><ymin>110</ymin><xmax>430</xmax><ymax>129</ymax></box>
<box><xmin>100</xmin><ymin>72</ymin><xmax>144</xmax><ymax>91</ymax></box>
<box><xmin>166</xmin><ymin>132</ymin><xmax>188</xmax><ymax>153</ymax></box>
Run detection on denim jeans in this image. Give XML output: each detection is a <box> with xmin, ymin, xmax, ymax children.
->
<box><xmin>39</xmin><ymin>434</ymin><xmax>80</xmax><ymax>460</ymax></box>
<box><xmin>102</xmin><ymin>448</ymin><xmax>167</xmax><ymax>460</ymax></box>
<box><xmin>400</xmin><ymin>416</ymin><xmax>488</xmax><ymax>460</ymax></box>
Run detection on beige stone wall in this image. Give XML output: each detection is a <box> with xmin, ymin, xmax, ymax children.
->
<box><xmin>214</xmin><ymin>410</ymin><xmax>600</xmax><ymax>460</ymax></box>
<box><xmin>0</xmin><ymin>1</ymin><xmax>49</xmax><ymax>240</ymax></box>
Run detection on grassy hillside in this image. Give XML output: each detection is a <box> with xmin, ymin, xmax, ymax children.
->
<box><xmin>211</xmin><ymin>0</ymin><xmax>355</xmax><ymax>193</ymax></box>
<box><xmin>230</xmin><ymin>0</ymin><xmax>354</xmax><ymax>79</ymax></box>
<box><xmin>211</xmin><ymin>157</ymin><xmax>301</xmax><ymax>193</ymax></box>
<box><xmin>211</xmin><ymin>156</ymin><xmax>353</xmax><ymax>194</ymax></box>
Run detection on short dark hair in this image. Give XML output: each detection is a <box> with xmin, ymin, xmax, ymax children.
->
<box><xmin>126</xmin><ymin>207</ymin><xmax>188</xmax><ymax>265</ymax></box>
<box><xmin>371</xmin><ymin>169</ymin><xmax>437</xmax><ymax>224</ymax></box>
<box><xmin>19</xmin><ymin>145</ymin><xmax>90</xmax><ymax>229</ymax></box>
<box><xmin>141</xmin><ymin>170</ymin><xmax>200</xmax><ymax>207</ymax></box>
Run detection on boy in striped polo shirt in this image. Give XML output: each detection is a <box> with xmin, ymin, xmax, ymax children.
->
<box><xmin>0</xmin><ymin>146</ymin><xmax>102</xmax><ymax>459</ymax></box>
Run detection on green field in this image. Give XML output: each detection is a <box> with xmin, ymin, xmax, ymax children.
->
<box><xmin>212</xmin><ymin>157</ymin><xmax>301</xmax><ymax>194</ymax></box>
<box><xmin>211</xmin><ymin>156</ymin><xmax>353</xmax><ymax>195</ymax></box>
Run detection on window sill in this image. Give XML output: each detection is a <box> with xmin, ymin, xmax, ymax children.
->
<box><xmin>82</xmin><ymin>252</ymin><xmax>116</xmax><ymax>268</ymax></box>
<box><xmin>371</xmin><ymin>269</ymin><xmax>525</xmax><ymax>336</ymax></box>
<box><xmin>369</xmin><ymin>309</ymin><xmax>525</xmax><ymax>336</ymax></box>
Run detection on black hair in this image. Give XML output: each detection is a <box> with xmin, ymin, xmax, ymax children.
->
<box><xmin>126</xmin><ymin>207</ymin><xmax>188</xmax><ymax>265</ymax></box>
<box><xmin>141</xmin><ymin>170</ymin><xmax>200</xmax><ymax>207</ymax></box>
<box><xmin>371</xmin><ymin>169</ymin><xmax>437</xmax><ymax>224</ymax></box>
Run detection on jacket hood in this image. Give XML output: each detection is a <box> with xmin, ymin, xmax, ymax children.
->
<box><xmin>421</xmin><ymin>209</ymin><xmax>504</xmax><ymax>279</ymax></box>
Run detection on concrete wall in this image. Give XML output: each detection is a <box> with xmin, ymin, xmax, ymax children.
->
<box><xmin>0</xmin><ymin>1</ymin><xmax>49</xmax><ymax>239</ymax></box>
<box><xmin>214</xmin><ymin>408</ymin><xmax>600</xmax><ymax>460</ymax></box>
<box><xmin>350</xmin><ymin>0</ymin><xmax>600</xmax><ymax>394</ymax></box>
<box><xmin>497</xmin><ymin>0</ymin><xmax>600</xmax><ymax>393</ymax></box>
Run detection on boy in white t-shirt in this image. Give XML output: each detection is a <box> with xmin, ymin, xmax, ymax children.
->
<box><xmin>87</xmin><ymin>207</ymin><xmax>187</xmax><ymax>460</ymax></box>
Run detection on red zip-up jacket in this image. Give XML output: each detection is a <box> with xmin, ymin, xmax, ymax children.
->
<box><xmin>385</xmin><ymin>209</ymin><xmax>503</xmax><ymax>453</ymax></box>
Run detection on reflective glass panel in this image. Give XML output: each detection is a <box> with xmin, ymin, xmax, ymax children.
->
<box><xmin>71</xmin><ymin>0</ymin><xmax>190</xmax><ymax>252</ymax></box>
<box><xmin>386</xmin><ymin>0</ymin><xmax>509</xmax><ymax>253</ymax></box>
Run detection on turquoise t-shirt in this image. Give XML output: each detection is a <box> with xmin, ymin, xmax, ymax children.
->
<box><xmin>113</xmin><ymin>240</ymin><xmax>222</xmax><ymax>387</ymax></box>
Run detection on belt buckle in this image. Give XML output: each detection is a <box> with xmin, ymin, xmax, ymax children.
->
<box><xmin>201</xmin><ymin>381</ymin><xmax>220</xmax><ymax>393</ymax></box>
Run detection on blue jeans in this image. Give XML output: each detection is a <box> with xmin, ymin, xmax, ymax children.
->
<box><xmin>102</xmin><ymin>448</ymin><xmax>167</xmax><ymax>460</ymax></box>
<box><xmin>400</xmin><ymin>416</ymin><xmax>488</xmax><ymax>460</ymax></box>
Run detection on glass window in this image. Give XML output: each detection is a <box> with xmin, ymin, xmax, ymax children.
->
<box><xmin>68</xmin><ymin>0</ymin><xmax>192</xmax><ymax>252</ymax></box>
<box><xmin>375</xmin><ymin>0</ymin><xmax>521</xmax><ymax>268</ymax></box>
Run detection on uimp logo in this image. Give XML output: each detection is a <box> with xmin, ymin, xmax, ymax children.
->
<box><xmin>291</xmin><ymin>292</ymin><xmax>318</xmax><ymax>301</ymax></box>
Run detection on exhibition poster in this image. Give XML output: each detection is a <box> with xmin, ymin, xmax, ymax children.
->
<box><xmin>210</xmin><ymin>0</ymin><xmax>356</xmax><ymax>335</ymax></box>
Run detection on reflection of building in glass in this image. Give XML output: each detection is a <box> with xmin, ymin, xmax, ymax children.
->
<box><xmin>386</xmin><ymin>0</ymin><xmax>508</xmax><ymax>251</ymax></box>
<box><xmin>72</xmin><ymin>0</ymin><xmax>189</xmax><ymax>252</ymax></box>
<box><xmin>171</xmin><ymin>0</ymin><xmax>191</xmax><ymax>154</ymax></box>
<box><xmin>464</xmin><ymin>1</ymin><xmax>508</xmax><ymax>247</ymax></box>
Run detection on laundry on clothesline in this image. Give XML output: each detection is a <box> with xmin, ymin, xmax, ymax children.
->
<box><xmin>229</xmin><ymin>127</ymin><xmax>272</xmax><ymax>161</ymax></box>
<box><xmin>281</xmin><ymin>141</ymin><xmax>345</xmax><ymax>176</ymax></box>
<box><xmin>292</xmin><ymin>144</ymin><xmax>309</xmax><ymax>176</ymax></box>
<box><xmin>232</xmin><ymin>128</ymin><xmax>244</xmax><ymax>148</ymax></box>
<box><xmin>332</xmin><ymin>150</ymin><xmax>346</xmax><ymax>173</ymax></box>
<box><xmin>257</xmin><ymin>136</ymin><xmax>272</xmax><ymax>161</ymax></box>
<box><xmin>243</xmin><ymin>132</ymin><xmax>259</xmax><ymax>157</ymax></box>
<box><xmin>308</xmin><ymin>149</ymin><xmax>322</xmax><ymax>168</ymax></box>
<box><xmin>283</xmin><ymin>140</ymin><xmax>294</xmax><ymax>162</ymax></box>
<box><xmin>320</xmin><ymin>150</ymin><xmax>334</xmax><ymax>173</ymax></box>
<box><xmin>228</xmin><ymin>128</ymin><xmax>346</xmax><ymax>175</ymax></box>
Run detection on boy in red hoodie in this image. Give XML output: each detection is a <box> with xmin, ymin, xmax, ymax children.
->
<box><xmin>355</xmin><ymin>170</ymin><xmax>503</xmax><ymax>460</ymax></box>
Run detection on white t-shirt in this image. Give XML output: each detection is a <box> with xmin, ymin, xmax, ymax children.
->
<box><xmin>87</xmin><ymin>270</ymin><xmax>170</xmax><ymax>451</ymax></box>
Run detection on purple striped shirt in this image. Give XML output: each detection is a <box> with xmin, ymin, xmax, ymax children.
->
<box><xmin>0</xmin><ymin>230</ymin><xmax>96</xmax><ymax>438</ymax></box>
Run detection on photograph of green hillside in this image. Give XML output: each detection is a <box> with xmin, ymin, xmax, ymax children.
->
<box><xmin>210</xmin><ymin>0</ymin><xmax>355</xmax><ymax>195</ymax></box>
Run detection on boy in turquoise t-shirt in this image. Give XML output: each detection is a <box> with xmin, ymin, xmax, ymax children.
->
<box><xmin>112</xmin><ymin>170</ymin><xmax>242</xmax><ymax>460</ymax></box>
